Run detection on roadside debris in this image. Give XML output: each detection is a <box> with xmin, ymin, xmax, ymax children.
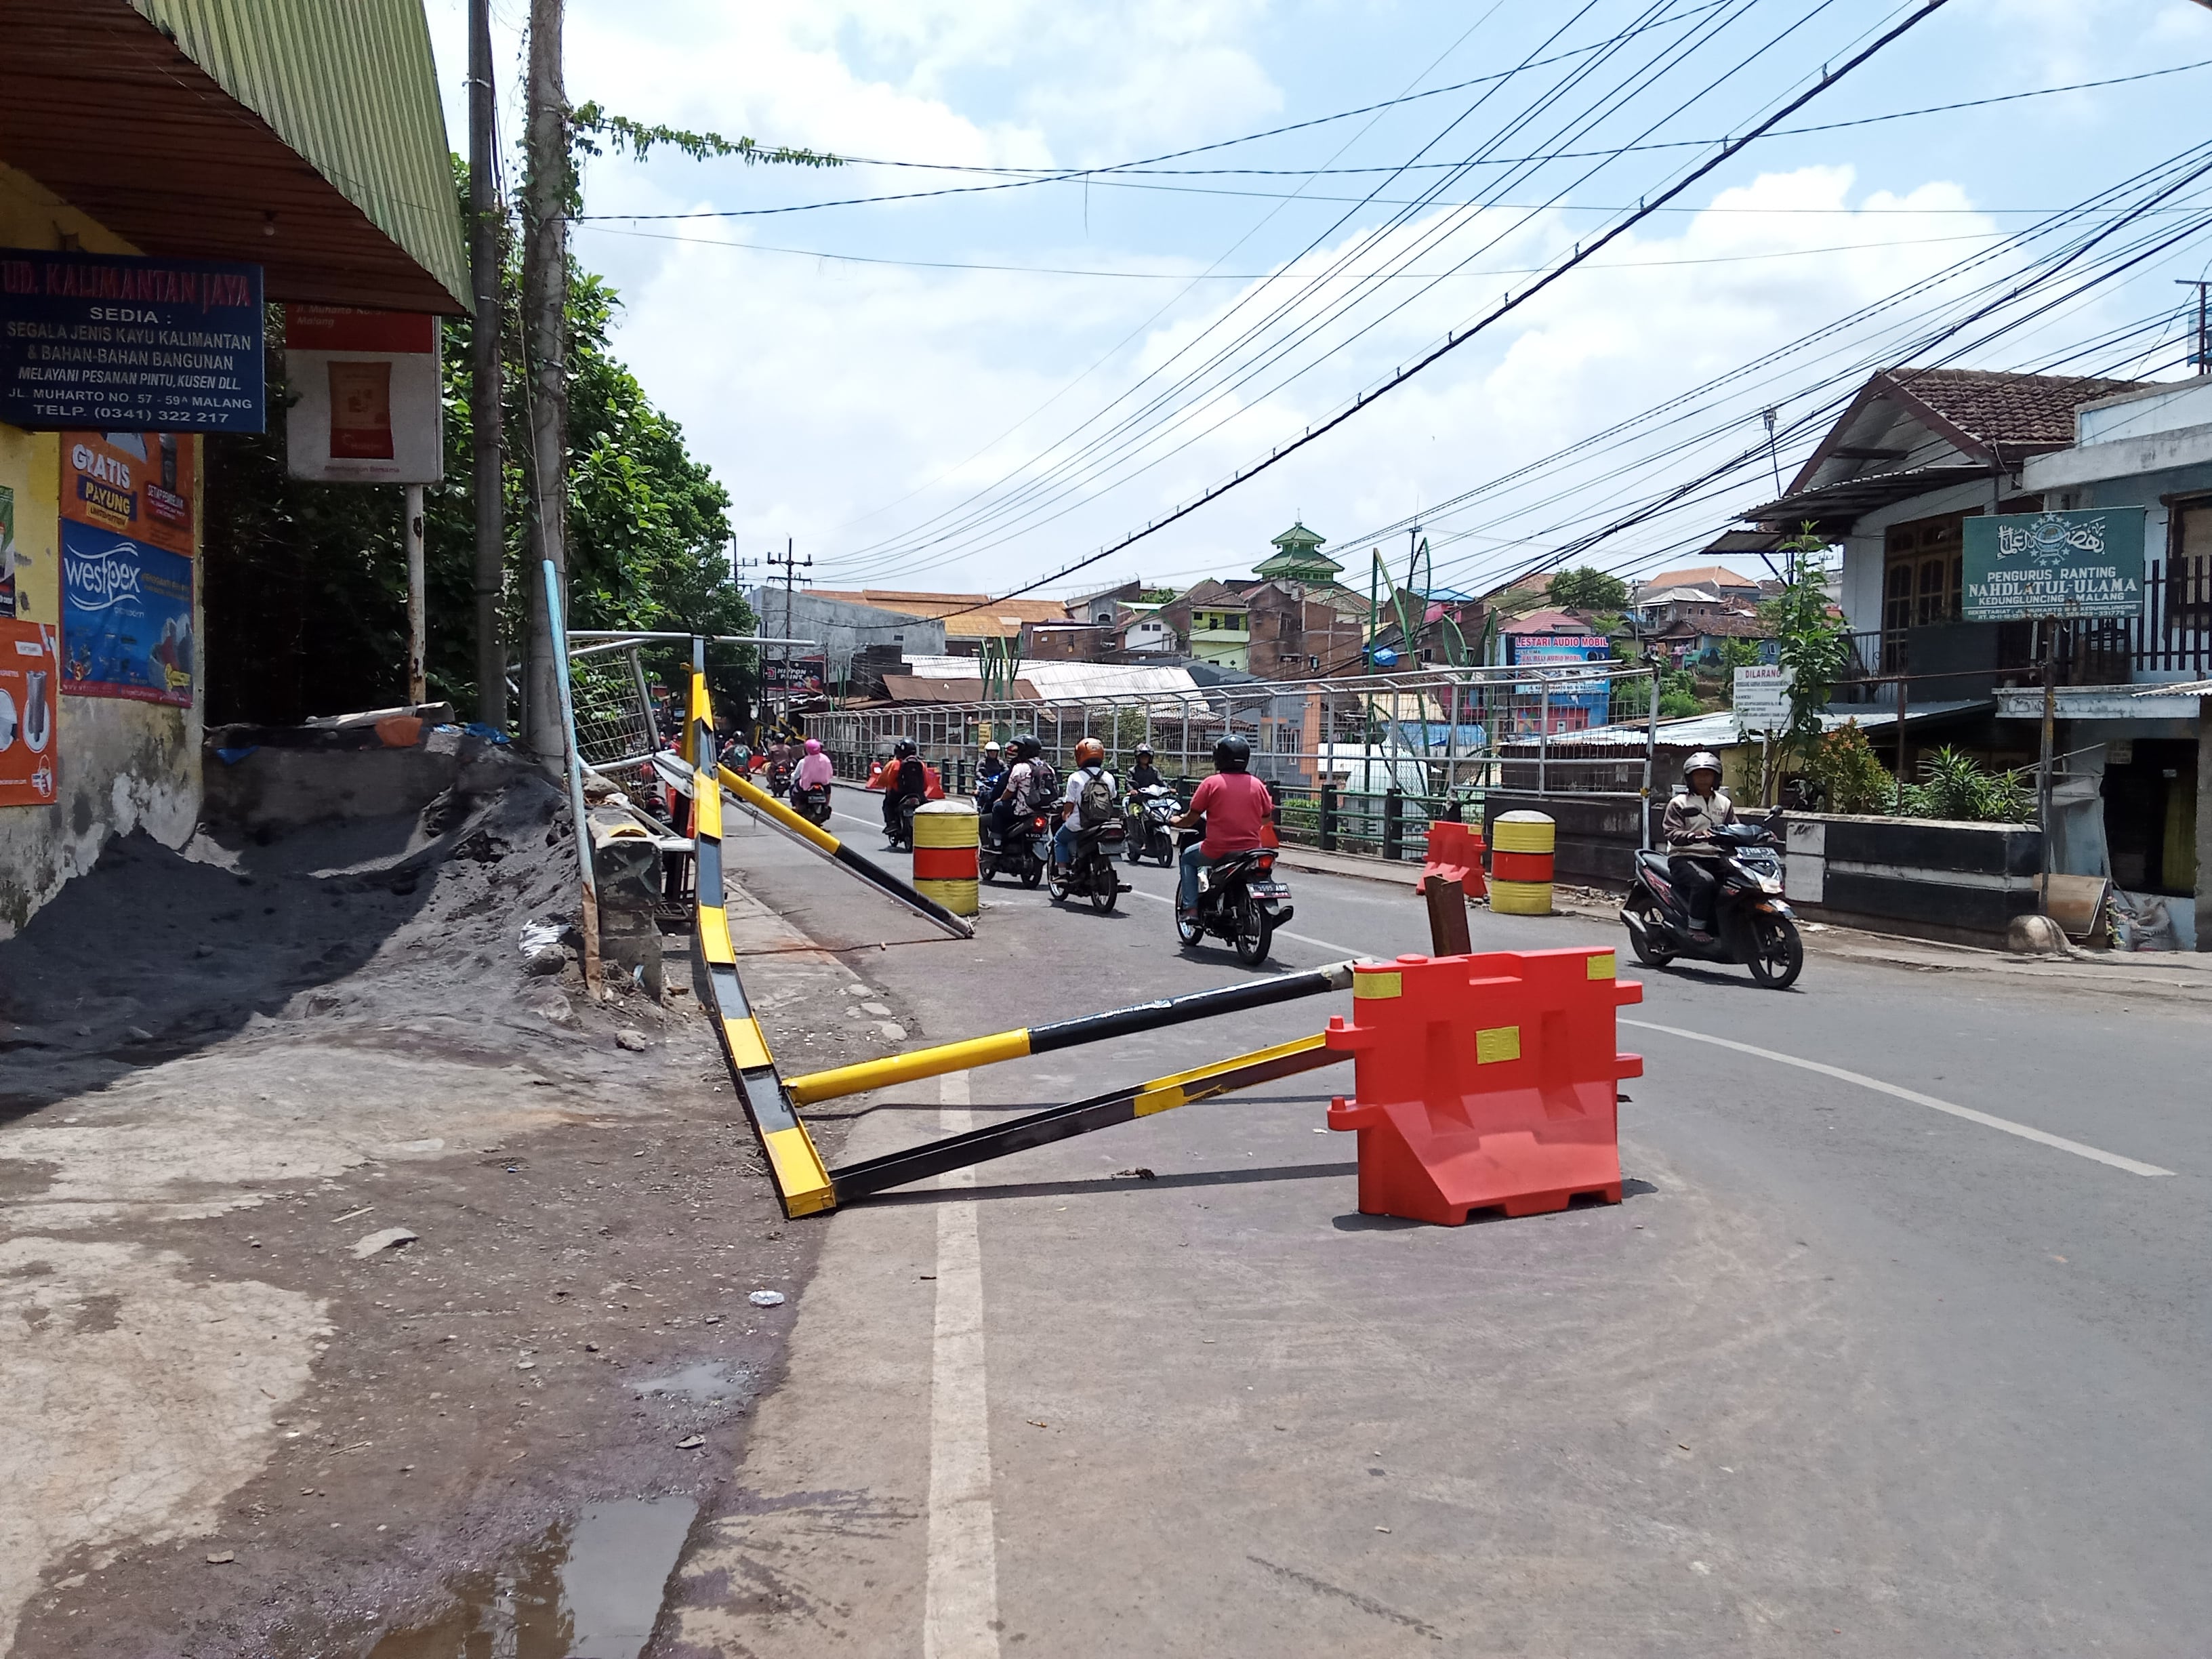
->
<box><xmin>616</xmin><ymin>1030</ymin><xmax>649</xmax><ymax>1052</ymax></box>
<box><xmin>351</xmin><ymin>1227</ymin><xmax>419</xmax><ymax>1259</ymax></box>
<box><xmin>748</xmin><ymin>1290</ymin><xmax>785</xmax><ymax>1307</ymax></box>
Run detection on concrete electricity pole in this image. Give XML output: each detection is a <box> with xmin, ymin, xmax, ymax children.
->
<box><xmin>766</xmin><ymin>538</ymin><xmax>811</xmax><ymax>725</ymax></box>
<box><xmin>520</xmin><ymin>0</ymin><xmax>569</xmax><ymax>762</ymax></box>
<box><xmin>468</xmin><ymin>0</ymin><xmax>506</xmax><ymax>728</ymax></box>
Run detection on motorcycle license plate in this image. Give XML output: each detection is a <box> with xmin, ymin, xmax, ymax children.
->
<box><xmin>1248</xmin><ymin>881</ymin><xmax>1287</xmax><ymax>897</ymax></box>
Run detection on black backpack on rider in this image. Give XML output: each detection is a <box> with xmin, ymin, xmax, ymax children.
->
<box><xmin>1075</xmin><ymin>765</ymin><xmax>1117</xmax><ymax>827</ymax></box>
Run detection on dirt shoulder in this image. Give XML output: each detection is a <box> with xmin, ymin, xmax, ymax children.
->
<box><xmin>0</xmin><ymin>767</ymin><xmax>903</xmax><ymax>1657</ymax></box>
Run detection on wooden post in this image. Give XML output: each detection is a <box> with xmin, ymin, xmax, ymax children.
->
<box><xmin>521</xmin><ymin>0</ymin><xmax>570</xmax><ymax>767</ymax></box>
<box><xmin>404</xmin><ymin>483</ymin><xmax>426</xmax><ymax>705</ymax></box>
<box><xmin>468</xmin><ymin>0</ymin><xmax>506</xmax><ymax>729</ymax></box>
<box><xmin>1424</xmin><ymin>876</ymin><xmax>1472</xmax><ymax>956</ymax></box>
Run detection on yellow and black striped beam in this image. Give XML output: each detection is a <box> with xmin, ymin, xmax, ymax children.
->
<box><xmin>783</xmin><ymin>960</ymin><xmax>1358</xmax><ymax>1106</ymax></box>
<box><xmin>690</xmin><ymin>718</ymin><xmax>836</xmax><ymax>1218</ymax></box>
<box><xmin>714</xmin><ymin>762</ymin><xmax>973</xmax><ymax>941</ymax></box>
<box><xmin>826</xmin><ymin>1033</ymin><xmax>1346</xmax><ymax>1204</ymax></box>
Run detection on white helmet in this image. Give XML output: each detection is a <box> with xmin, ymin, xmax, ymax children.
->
<box><xmin>1683</xmin><ymin>750</ymin><xmax>1723</xmax><ymax>783</ymax></box>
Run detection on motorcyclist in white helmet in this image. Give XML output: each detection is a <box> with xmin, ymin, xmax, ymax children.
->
<box><xmin>1661</xmin><ymin>750</ymin><xmax>1736</xmax><ymax>942</ymax></box>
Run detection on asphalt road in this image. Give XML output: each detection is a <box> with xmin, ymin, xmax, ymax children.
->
<box><xmin>663</xmin><ymin>783</ymin><xmax>2210</xmax><ymax>1658</ymax></box>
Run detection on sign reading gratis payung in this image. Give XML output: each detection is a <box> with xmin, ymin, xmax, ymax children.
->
<box><xmin>60</xmin><ymin>432</ymin><xmax>197</xmax><ymax>708</ymax></box>
<box><xmin>0</xmin><ymin>250</ymin><xmax>264</xmax><ymax>432</ymax></box>
<box><xmin>1961</xmin><ymin>506</ymin><xmax>2146</xmax><ymax>621</ymax></box>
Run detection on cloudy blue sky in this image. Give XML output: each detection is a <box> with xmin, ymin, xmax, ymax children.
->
<box><xmin>424</xmin><ymin>0</ymin><xmax>2212</xmax><ymax>600</ymax></box>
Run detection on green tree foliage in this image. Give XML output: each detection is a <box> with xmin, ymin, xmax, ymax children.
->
<box><xmin>1767</xmin><ymin>527</ymin><xmax>1847</xmax><ymax>772</ymax></box>
<box><xmin>1544</xmin><ymin>565</ymin><xmax>1630</xmax><ymax>612</ymax></box>
<box><xmin>571</xmin><ymin>102</ymin><xmax>841</xmax><ymax>169</ymax></box>
<box><xmin>202</xmin><ymin>167</ymin><xmax>752</xmax><ymax>724</ymax></box>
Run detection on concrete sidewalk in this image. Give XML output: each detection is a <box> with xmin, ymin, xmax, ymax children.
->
<box><xmin>1269</xmin><ymin>842</ymin><xmax>2212</xmax><ymax>1004</ymax></box>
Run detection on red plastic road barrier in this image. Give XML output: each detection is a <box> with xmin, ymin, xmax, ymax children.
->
<box><xmin>1325</xmin><ymin>947</ymin><xmax>1642</xmax><ymax>1225</ymax></box>
<box><xmin>1415</xmin><ymin>820</ymin><xmax>1486</xmax><ymax>899</ymax></box>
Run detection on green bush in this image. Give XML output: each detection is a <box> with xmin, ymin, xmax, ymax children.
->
<box><xmin>1900</xmin><ymin>745</ymin><xmax>2034</xmax><ymax>823</ymax></box>
<box><xmin>1805</xmin><ymin>721</ymin><xmax>1896</xmax><ymax>815</ymax></box>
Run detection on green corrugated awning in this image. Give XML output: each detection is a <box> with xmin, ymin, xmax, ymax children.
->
<box><xmin>133</xmin><ymin>0</ymin><xmax>468</xmax><ymax>310</ymax></box>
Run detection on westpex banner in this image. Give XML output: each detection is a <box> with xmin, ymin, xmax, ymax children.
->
<box><xmin>61</xmin><ymin>520</ymin><xmax>194</xmax><ymax>706</ymax></box>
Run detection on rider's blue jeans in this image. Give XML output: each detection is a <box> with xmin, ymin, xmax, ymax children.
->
<box><xmin>1179</xmin><ymin>842</ymin><xmax>1209</xmax><ymax>909</ymax></box>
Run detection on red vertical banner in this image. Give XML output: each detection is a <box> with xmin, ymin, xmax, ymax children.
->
<box><xmin>0</xmin><ymin>617</ymin><xmax>60</xmax><ymax>805</ymax></box>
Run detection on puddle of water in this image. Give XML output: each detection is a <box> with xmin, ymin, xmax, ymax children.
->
<box><xmin>366</xmin><ymin>1496</ymin><xmax>697</xmax><ymax>1659</ymax></box>
<box><xmin>630</xmin><ymin>1361</ymin><xmax>740</xmax><ymax>1401</ymax></box>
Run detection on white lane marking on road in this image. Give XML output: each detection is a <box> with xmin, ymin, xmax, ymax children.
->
<box><xmin>1122</xmin><ymin>885</ymin><xmax>1368</xmax><ymax>959</ymax></box>
<box><xmin>1622</xmin><ymin>1017</ymin><xmax>2175</xmax><ymax>1178</ymax></box>
<box><xmin>926</xmin><ymin>1071</ymin><xmax>1001</xmax><ymax>1659</ymax></box>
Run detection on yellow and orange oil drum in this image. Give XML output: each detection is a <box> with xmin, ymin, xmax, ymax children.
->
<box><xmin>912</xmin><ymin>799</ymin><xmax>981</xmax><ymax>917</ymax></box>
<box><xmin>1488</xmin><ymin>810</ymin><xmax>1555</xmax><ymax>915</ymax></box>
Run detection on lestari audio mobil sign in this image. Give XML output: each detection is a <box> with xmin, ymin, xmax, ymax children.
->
<box><xmin>1961</xmin><ymin>507</ymin><xmax>2146</xmax><ymax>621</ymax></box>
<box><xmin>0</xmin><ymin>250</ymin><xmax>264</xmax><ymax>432</ymax></box>
<box><xmin>284</xmin><ymin>306</ymin><xmax>443</xmax><ymax>483</ymax></box>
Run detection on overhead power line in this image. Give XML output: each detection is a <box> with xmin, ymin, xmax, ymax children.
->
<box><xmin>895</xmin><ymin>0</ymin><xmax>1958</xmax><ymax>628</ymax></box>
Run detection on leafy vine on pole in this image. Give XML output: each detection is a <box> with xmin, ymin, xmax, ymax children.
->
<box><xmin>571</xmin><ymin>103</ymin><xmax>843</xmax><ymax>169</ymax></box>
<box><xmin>1767</xmin><ymin>522</ymin><xmax>1848</xmax><ymax>776</ymax></box>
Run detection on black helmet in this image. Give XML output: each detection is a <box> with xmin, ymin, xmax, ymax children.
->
<box><xmin>1015</xmin><ymin>735</ymin><xmax>1042</xmax><ymax>760</ymax></box>
<box><xmin>894</xmin><ymin>738</ymin><xmax>917</xmax><ymax>759</ymax></box>
<box><xmin>1212</xmin><ymin>735</ymin><xmax>1251</xmax><ymax>773</ymax></box>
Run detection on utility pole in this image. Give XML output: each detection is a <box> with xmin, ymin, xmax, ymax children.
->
<box><xmin>765</xmin><ymin>537</ymin><xmax>811</xmax><ymax>727</ymax></box>
<box><xmin>468</xmin><ymin>0</ymin><xmax>506</xmax><ymax>728</ymax></box>
<box><xmin>731</xmin><ymin>540</ymin><xmax>762</xmax><ymax>737</ymax></box>
<box><xmin>2179</xmin><ymin>280</ymin><xmax>2211</xmax><ymax>373</ymax></box>
<box><xmin>520</xmin><ymin>0</ymin><xmax>569</xmax><ymax>765</ymax></box>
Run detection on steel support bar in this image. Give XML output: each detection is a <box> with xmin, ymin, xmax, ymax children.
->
<box><xmin>784</xmin><ymin>960</ymin><xmax>1357</xmax><ymax>1105</ymax></box>
<box><xmin>691</xmin><ymin>741</ymin><xmax>836</xmax><ymax>1218</ymax></box>
<box><xmin>827</xmin><ymin>1035</ymin><xmax>1346</xmax><ymax>1204</ymax></box>
<box><xmin>716</xmin><ymin>762</ymin><xmax>974</xmax><ymax>940</ymax></box>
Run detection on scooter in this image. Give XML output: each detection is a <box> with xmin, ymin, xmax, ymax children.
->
<box><xmin>979</xmin><ymin>808</ymin><xmax>1051</xmax><ymax>888</ymax></box>
<box><xmin>1173</xmin><ymin>828</ymin><xmax>1294</xmax><ymax>966</ymax></box>
<box><xmin>885</xmin><ymin>793</ymin><xmax>922</xmax><ymax>852</ymax></box>
<box><xmin>1122</xmin><ymin>784</ymin><xmax>1179</xmax><ymax>866</ymax></box>
<box><xmin>792</xmin><ymin>782</ymin><xmax>833</xmax><ymax>826</ymax></box>
<box><xmin>1621</xmin><ymin>820</ymin><xmax>1803</xmax><ymax>989</ymax></box>
<box><xmin>1050</xmin><ymin>819</ymin><xmax>1131</xmax><ymax>912</ymax></box>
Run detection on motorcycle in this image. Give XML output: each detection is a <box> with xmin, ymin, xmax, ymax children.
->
<box><xmin>1122</xmin><ymin>783</ymin><xmax>1179</xmax><ymax>867</ymax></box>
<box><xmin>979</xmin><ymin>808</ymin><xmax>1051</xmax><ymax>888</ymax></box>
<box><xmin>1621</xmin><ymin>819</ymin><xmax>1803</xmax><ymax>989</ymax></box>
<box><xmin>885</xmin><ymin>793</ymin><xmax>922</xmax><ymax>852</ymax></box>
<box><xmin>1173</xmin><ymin>828</ymin><xmax>1294</xmax><ymax>966</ymax></box>
<box><xmin>792</xmin><ymin>782</ymin><xmax>833</xmax><ymax>826</ymax></box>
<box><xmin>766</xmin><ymin>760</ymin><xmax>794</xmax><ymax>798</ymax></box>
<box><xmin>1050</xmin><ymin>819</ymin><xmax>1130</xmax><ymax>912</ymax></box>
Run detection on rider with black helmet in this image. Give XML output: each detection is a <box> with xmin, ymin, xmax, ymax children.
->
<box><xmin>991</xmin><ymin>734</ymin><xmax>1053</xmax><ymax>845</ymax></box>
<box><xmin>882</xmin><ymin>737</ymin><xmax>927</xmax><ymax>838</ymax></box>
<box><xmin>1662</xmin><ymin>749</ymin><xmax>1736</xmax><ymax>941</ymax></box>
<box><xmin>1127</xmin><ymin>743</ymin><xmax>1162</xmax><ymax>790</ymax></box>
<box><xmin>1170</xmin><ymin>735</ymin><xmax>1271</xmax><ymax>916</ymax></box>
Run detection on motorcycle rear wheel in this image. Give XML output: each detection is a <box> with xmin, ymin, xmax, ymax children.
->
<box><xmin>1174</xmin><ymin>903</ymin><xmax>1204</xmax><ymax>947</ymax></box>
<box><xmin>1089</xmin><ymin>867</ymin><xmax>1117</xmax><ymax>913</ymax></box>
<box><xmin>1231</xmin><ymin>895</ymin><xmax>1273</xmax><ymax>966</ymax></box>
<box><xmin>1742</xmin><ymin>912</ymin><xmax>1804</xmax><ymax>990</ymax></box>
<box><xmin>1019</xmin><ymin>861</ymin><xmax>1043</xmax><ymax>889</ymax></box>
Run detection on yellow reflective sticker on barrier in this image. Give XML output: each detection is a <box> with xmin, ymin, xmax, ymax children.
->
<box><xmin>697</xmin><ymin>905</ymin><xmax>735</xmax><ymax>967</ymax></box>
<box><xmin>763</xmin><ymin>1126</ymin><xmax>836</xmax><ymax>1215</ymax></box>
<box><xmin>1476</xmin><ymin>1025</ymin><xmax>1521</xmax><ymax>1064</ymax></box>
<box><xmin>694</xmin><ymin>773</ymin><xmax>723</xmax><ymax>840</ymax></box>
<box><xmin>723</xmin><ymin>1016</ymin><xmax>773</xmax><ymax>1072</ymax></box>
<box><xmin>1586</xmin><ymin>951</ymin><xmax>1617</xmax><ymax>980</ymax></box>
<box><xmin>1353</xmin><ymin>971</ymin><xmax>1404</xmax><ymax>1000</ymax></box>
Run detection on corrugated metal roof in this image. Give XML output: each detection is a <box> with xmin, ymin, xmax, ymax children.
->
<box><xmin>133</xmin><ymin>0</ymin><xmax>468</xmax><ymax>309</ymax></box>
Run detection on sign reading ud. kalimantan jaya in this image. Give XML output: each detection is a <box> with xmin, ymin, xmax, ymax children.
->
<box><xmin>0</xmin><ymin>250</ymin><xmax>264</xmax><ymax>432</ymax></box>
<box><xmin>1961</xmin><ymin>506</ymin><xmax>2146</xmax><ymax>621</ymax></box>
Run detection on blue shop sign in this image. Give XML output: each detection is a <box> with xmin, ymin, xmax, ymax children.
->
<box><xmin>0</xmin><ymin>251</ymin><xmax>264</xmax><ymax>432</ymax></box>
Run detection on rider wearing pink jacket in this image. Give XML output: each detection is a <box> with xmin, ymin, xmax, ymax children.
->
<box><xmin>793</xmin><ymin>738</ymin><xmax>835</xmax><ymax>790</ymax></box>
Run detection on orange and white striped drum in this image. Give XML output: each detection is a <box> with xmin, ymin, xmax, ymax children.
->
<box><xmin>1488</xmin><ymin>810</ymin><xmax>1555</xmax><ymax>915</ymax></box>
<box><xmin>912</xmin><ymin>799</ymin><xmax>981</xmax><ymax>917</ymax></box>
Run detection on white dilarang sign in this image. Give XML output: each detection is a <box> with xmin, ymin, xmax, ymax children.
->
<box><xmin>283</xmin><ymin>306</ymin><xmax>443</xmax><ymax>483</ymax></box>
<box><xmin>1733</xmin><ymin>663</ymin><xmax>1793</xmax><ymax>730</ymax></box>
